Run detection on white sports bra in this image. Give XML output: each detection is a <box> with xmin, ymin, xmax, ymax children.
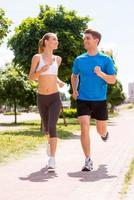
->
<box><xmin>36</xmin><ymin>54</ymin><xmax>58</xmax><ymax>75</ymax></box>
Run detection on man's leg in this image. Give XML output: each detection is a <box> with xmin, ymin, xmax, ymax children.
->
<box><xmin>78</xmin><ymin>115</ymin><xmax>93</xmax><ymax>171</ymax></box>
<box><xmin>78</xmin><ymin>115</ymin><xmax>91</xmax><ymax>158</ymax></box>
<box><xmin>96</xmin><ymin>120</ymin><xmax>109</xmax><ymax>141</ymax></box>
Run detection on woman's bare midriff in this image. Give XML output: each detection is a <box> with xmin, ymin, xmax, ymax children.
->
<box><xmin>38</xmin><ymin>75</ymin><xmax>58</xmax><ymax>95</ymax></box>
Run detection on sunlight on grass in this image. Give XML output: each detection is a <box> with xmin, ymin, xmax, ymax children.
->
<box><xmin>0</xmin><ymin>130</ymin><xmax>43</xmax><ymax>163</ymax></box>
<box><xmin>0</xmin><ymin>113</ymin><xmax>117</xmax><ymax>164</ymax></box>
<box><xmin>120</xmin><ymin>159</ymin><xmax>134</xmax><ymax>199</ymax></box>
<box><xmin>0</xmin><ymin>118</ymin><xmax>80</xmax><ymax>163</ymax></box>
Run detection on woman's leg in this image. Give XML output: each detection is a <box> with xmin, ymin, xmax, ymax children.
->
<box><xmin>37</xmin><ymin>94</ymin><xmax>49</xmax><ymax>136</ymax></box>
<box><xmin>48</xmin><ymin>97</ymin><xmax>61</xmax><ymax>157</ymax></box>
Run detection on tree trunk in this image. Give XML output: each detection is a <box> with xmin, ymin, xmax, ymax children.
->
<box><xmin>13</xmin><ymin>97</ymin><xmax>17</xmax><ymax>124</ymax></box>
<box><xmin>61</xmin><ymin>106</ymin><xmax>67</xmax><ymax>126</ymax></box>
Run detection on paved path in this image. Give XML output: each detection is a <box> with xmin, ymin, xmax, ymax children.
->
<box><xmin>0</xmin><ymin>110</ymin><xmax>134</xmax><ymax>200</ymax></box>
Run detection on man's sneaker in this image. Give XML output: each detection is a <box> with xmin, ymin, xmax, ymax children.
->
<box><xmin>46</xmin><ymin>142</ymin><xmax>50</xmax><ymax>156</ymax></box>
<box><xmin>82</xmin><ymin>158</ymin><xmax>93</xmax><ymax>171</ymax></box>
<box><xmin>101</xmin><ymin>132</ymin><xmax>109</xmax><ymax>142</ymax></box>
<box><xmin>47</xmin><ymin>157</ymin><xmax>56</xmax><ymax>172</ymax></box>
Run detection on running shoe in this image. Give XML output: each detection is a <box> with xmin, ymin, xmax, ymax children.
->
<box><xmin>47</xmin><ymin>157</ymin><xmax>56</xmax><ymax>172</ymax></box>
<box><xmin>101</xmin><ymin>132</ymin><xmax>109</xmax><ymax>142</ymax></box>
<box><xmin>82</xmin><ymin>158</ymin><xmax>93</xmax><ymax>171</ymax></box>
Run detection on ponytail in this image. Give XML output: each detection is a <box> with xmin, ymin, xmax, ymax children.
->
<box><xmin>38</xmin><ymin>38</ymin><xmax>44</xmax><ymax>54</ymax></box>
<box><xmin>38</xmin><ymin>32</ymin><xmax>57</xmax><ymax>54</ymax></box>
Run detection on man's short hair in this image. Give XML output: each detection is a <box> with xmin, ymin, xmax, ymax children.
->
<box><xmin>84</xmin><ymin>29</ymin><xmax>102</xmax><ymax>44</ymax></box>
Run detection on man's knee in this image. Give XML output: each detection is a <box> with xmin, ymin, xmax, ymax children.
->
<box><xmin>79</xmin><ymin>120</ymin><xmax>89</xmax><ymax>127</ymax></box>
<box><xmin>97</xmin><ymin>126</ymin><xmax>107</xmax><ymax>134</ymax></box>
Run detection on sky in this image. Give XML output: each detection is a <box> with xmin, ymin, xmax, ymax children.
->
<box><xmin>0</xmin><ymin>0</ymin><xmax>134</xmax><ymax>96</ymax></box>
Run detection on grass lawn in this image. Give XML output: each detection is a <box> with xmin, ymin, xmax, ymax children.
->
<box><xmin>0</xmin><ymin>112</ymin><xmax>117</xmax><ymax>164</ymax></box>
<box><xmin>0</xmin><ymin>118</ymin><xmax>80</xmax><ymax>164</ymax></box>
<box><xmin>120</xmin><ymin>159</ymin><xmax>134</xmax><ymax>199</ymax></box>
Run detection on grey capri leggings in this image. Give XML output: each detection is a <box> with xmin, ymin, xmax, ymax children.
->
<box><xmin>37</xmin><ymin>92</ymin><xmax>62</xmax><ymax>138</ymax></box>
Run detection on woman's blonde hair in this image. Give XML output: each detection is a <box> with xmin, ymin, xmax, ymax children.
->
<box><xmin>38</xmin><ymin>32</ymin><xmax>57</xmax><ymax>53</ymax></box>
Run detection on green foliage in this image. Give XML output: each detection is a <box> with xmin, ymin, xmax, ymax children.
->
<box><xmin>60</xmin><ymin>108</ymin><xmax>77</xmax><ymax>118</ymax></box>
<box><xmin>108</xmin><ymin>80</ymin><xmax>125</xmax><ymax>111</ymax></box>
<box><xmin>8</xmin><ymin>5</ymin><xmax>91</xmax><ymax>81</ymax></box>
<box><xmin>3</xmin><ymin>112</ymin><xmax>21</xmax><ymax>115</ymax></box>
<box><xmin>120</xmin><ymin>159</ymin><xmax>134</xmax><ymax>199</ymax></box>
<box><xmin>0</xmin><ymin>118</ymin><xmax>79</xmax><ymax>163</ymax></box>
<box><xmin>8</xmin><ymin>17</ymin><xmax>44</xmax><ymax>70</ymax></box>
<box><xmin>102</xmin><ymin>50</ymin><xmax>125</xmax><ymax>110</ymax></box>
<box><xmin>0</xmin><ymin>65</ymin><xmax>37</xmax><ymax>122</ymax></box>
<box><xmin>0</xmin><ymin>8</ymin><xmax>12</xmax><ymax>45</ymax></box>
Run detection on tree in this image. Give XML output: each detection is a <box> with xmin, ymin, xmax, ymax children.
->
<box><xmin>8</xmin><ymin>5</ymin><xmax>91</xmax><ymax>81</ymax></box>
<box><xmin>103</xmin><ymin>50</ymin><xmax>125</xmax><ymax>111</ymax></box>
<box><xmin>0</xmin><ymin>8</ymin><xmax>11</xmax><ymax>45</ymax></box>
<box><xmin>0</xmin><ymin>65</ymin><xmax>37</xmax><ymax>123</ymax></box>
<box><xmin>107</xmin><ymin>80</ymin><xmax>125</xmax><ymax>111</ymax></box>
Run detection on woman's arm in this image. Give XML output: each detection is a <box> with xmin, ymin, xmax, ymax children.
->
<box><xmin>57</xmin><ymin>77</ymin><xmax>65</xmax><ymax>88</ymax></box>
<box><xmin>28</xmin><ymin>54</ymin><xmax>49</xmax><ymax>81</ymax></box>
<box><xmin>56</xmin><ymin>56</ymin><xmax>62</xmax><ymax>67</ymax></box>
<box><xmin>56</xmin><ymin>56</ymin><xmax>66</xmax><ymax>87</ymax></box>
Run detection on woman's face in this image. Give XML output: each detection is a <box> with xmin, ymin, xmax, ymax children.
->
<box><xmin>45</xmin><ymin>35</ymin><xmax>59</xmax><ymax>50</ymax></box>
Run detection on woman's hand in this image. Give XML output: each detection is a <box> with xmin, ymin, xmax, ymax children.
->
<box><xmin>40</xmin><ymin>64</ymin><xmax>49</xmax><ymax>73</ymax></box>
<box><xmin>58</xmin><ymin>81</ymin><xmax>66</xmax><ymax>88</ymax></box>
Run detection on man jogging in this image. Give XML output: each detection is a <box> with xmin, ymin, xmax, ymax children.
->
<box><xmin>71</xmin><ymin>29</ymin><xmax>116</xmax><ymax>171</ymax></box>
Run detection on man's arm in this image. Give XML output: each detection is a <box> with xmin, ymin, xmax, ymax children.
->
<box><xmin>94</xmin><ymin>66</ymin><xmax>116</xmax><ymax>84</ymax></box>
<box><xmin>71</xmin><ymin>74</ymin><xmax>79</xmax><ymax>100</ymax></box>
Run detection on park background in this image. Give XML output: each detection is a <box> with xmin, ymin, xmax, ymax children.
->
<box><xmin>0</xmin><ymin>1</ymin><xmax>134</xmax><ymax>200</ymax></box>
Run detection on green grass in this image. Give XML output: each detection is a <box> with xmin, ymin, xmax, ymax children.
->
<box><xmin>109</xmin><ymin>111</ymin><xmax>118</xmax><ymax>118</ymax></box>
<box><xmin>127</xmin><ymin>105</ymin><xmax>134</xmax><ymax>109</ymax></box>
<box><xmin>0</xmin><ymin>112</ymin><xmax>118</xmax><ymax>164</ymax></box>
<box><xmin>0</xmin><ymin>130</ymin><xmax>43</xmax><ymax>163</ymax></box>
<box><xmin>3</xmin><ymin>112</ymin><xmax>21</xmax><ymax>115</ymax></box>
<box><xmin>120</xmin><ymin>159</ymin><xmax>134</xmax><ymax>199</ymax></box>
<box><xmin>118</xmin><ymin>103</ymin><xmax>134</xmax><ymax>111</ymax></box>
<box><xmin>0</xmin><ymin>119</ymin><xmax>79</xmax><ymax>164</ymax></box>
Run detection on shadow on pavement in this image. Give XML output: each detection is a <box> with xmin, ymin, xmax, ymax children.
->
<box><xmin>19</xmin><ymin>167</ymin><xmax>58</xmax><ymax>182</ymax></box>
<box><xmin>68</xmin><ymin>164</ymin><xmax>117</xmax><ymax>182</ymax></box>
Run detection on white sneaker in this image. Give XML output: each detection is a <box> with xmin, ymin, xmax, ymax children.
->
<box><xmin>47</xmin><ymin>157</ymin><xmax>56</xmax><ymax>172</ymax></box>
<box><xmin>82</xmin><ymin>158</ymin><xmax>93</xmax><ymax>171</ymax></box>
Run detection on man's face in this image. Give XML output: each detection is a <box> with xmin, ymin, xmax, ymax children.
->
<box><xmin>83</xmin><ymin>33</ymin><xmax>99</xmax><ymax>50</ymax></box>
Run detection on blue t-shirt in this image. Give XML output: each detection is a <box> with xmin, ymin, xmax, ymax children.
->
<box><xmin>72</xmin><ymin>52</ymin><xmax>116</xmax><ymax>101</ymax></box>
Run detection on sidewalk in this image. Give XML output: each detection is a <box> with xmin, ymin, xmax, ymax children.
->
<box><xmin>0</xmin><ymin>110</ymin><xmax>134</xmax><ymax>200</ymax></box>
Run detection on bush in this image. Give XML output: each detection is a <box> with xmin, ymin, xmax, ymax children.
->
<box><xmin>60</xmin><ymin>108</ymin><xmax>77</xmax><ymax>118</ymax></box>
<box><xmin>3</xmin><ymin>112</ymin><xmax>21</xmax><ymax>115</ymax></box>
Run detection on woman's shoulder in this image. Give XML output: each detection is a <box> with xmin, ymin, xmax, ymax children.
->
<box><xmin>32</xmin><ymin>54</ymin><xmax>41</xmax><ymax>62</ymax></box>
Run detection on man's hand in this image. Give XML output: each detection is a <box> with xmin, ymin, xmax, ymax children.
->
<box><xmin>94</xmin><ymin>66</ymin><xmax>116</xmax><ymax>84</ymax></box>
<box><xmin>94</xmin><ymin>66</ymin><xmax>103</xmax><ymax>77</ymax></box>
<box><xmin>72</xmin><ymin>90</ymin><xmax>79</xmax><ymax>100</ymax></box>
